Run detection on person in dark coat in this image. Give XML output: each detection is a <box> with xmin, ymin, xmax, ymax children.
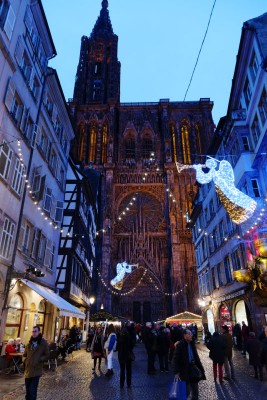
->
<box><xmin>91</xmin><ymin>326</ymin><xmax>104</xmax><ymax>371</ymax></box>
<box><xmin>159</xmin><ymin>326</ymin><xmax>170</xmax><ymax>371</ymax></box>
<box><xmin>221</xmin><ymin>325</ymin><xmax>235</xmax><ymax>380</ymax></box>
<box><xmin>207</xmin><ymin>332</ymin><xmax>226</xmax><ymax>384</ymax></box>
<box><xmin>261</xmin><ymin>326</ymin><xmax>267</xmax><ymax>374</ymax></box>
<box><xmin>117</xmin><ymin>327</ymin><xmax>135</xmax><ymax>389</ymax></box>
<box><xmin>233</xmin><ymin>323</ymin><xmax>242</xmax><ymax>350</ymax></box>
<box><xmin>172</xmin><ymin>329</ymin><xmax>206</xmax><ymax>400</ymax></box>
<box><xmin>23</xmin><ymin>326</ymin><xmax>49</xmax><ymax>400</ymax></box>
<box><xmin>142</xmin><ymin>322</ymin><xmax>156</xmax><ymax>374</ymax></box>
<box><xmin>69</xmin><ymin>325</ymin><xmax>78</xmax><ymax>348</ymax></box>
<box><xmin>247</xmin><ymin>332</ymin><xmax>263</xmax><ymax>380</ymax></box>
<box><xmin>241</xmin><ymin>321</ymin><xmax>249</xmax><ymax>356</ymax></box>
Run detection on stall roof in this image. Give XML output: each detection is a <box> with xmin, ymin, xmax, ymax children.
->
<box><xmin>20</xmin><ymin>279</ymin><xmax>85</xmax><ymax>319</ymax></box>
<box><xmin>166</xmin><ymin>311</ymin><xmax>202</xmax><ymax>321</ymax></box>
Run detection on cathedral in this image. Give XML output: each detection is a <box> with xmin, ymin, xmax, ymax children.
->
<box><xmin>69</xmin><ymin>0</ymin><xmax>215</xmax><ymax>322</ymax></box>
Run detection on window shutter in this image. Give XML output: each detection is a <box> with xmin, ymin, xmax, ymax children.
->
<box><xmin>15</xmin><ymin>36</ymin><xmax>24</xmax><ymax>66</ymax></box>
<box><xmin>20</xmin><ymin>107</ymin><xmax>29</xmax><ymax>133</ymax></box>
<box><xmin>44</xmin><ymin>239</ymin><xmax>52</xmax><ymax>267</ymax></box>
<box><xmin>17</xmin><ymin>220</ymin><xmax>25</xmax><ymax>251</ymax></box>
<box><xmin>24</xmin><ymin>5</ymin><xmax>33</xmax><ymax>32</ymax></box>
<box><xmin>55</xmin><ymin>201</ymin><xmax>64</xmax><ymax>223</ymax></box>
<box><xmin>17</xmin><ymin>104</ymin><xmax>23</xmax><ymax>126</ymax></box>
<box><xmin>4</xmin><ymin>78</ymin><xmax>15</xmax><ymax>112</ymax></box>
<box><xmin>50</xmin><ymin>194</ymin><xmax>56</xmax><ymax>220</ymax></box>
<box><xmin>51</xmin><ymin>104</ymin><xmax>57</xmax><ymax>125</ymax></box>
<box><xmin>31</xmin><ymin>228</ymin><xmax>41</xmax><ymax>259</ymax></box>
<box><xmin>31</xmin><ymin>124</ymin><xmax>40</xmax><ymax>148</ymax></box>
<box><xmin>38</xmin><ymin>175</ymin><xmax>46</xmax><ymax>201</ymax></box>
<box><xmin>4</xmin><ymin>5</ymin><xmax>16</xmax><ymax>40</ymax></box>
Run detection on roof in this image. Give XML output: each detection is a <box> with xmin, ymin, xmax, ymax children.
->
<box><xmin>166</xmin><ymin>311</ymin><xmax>202</xmax><ymax>321</ymax></box>
<box><xmin>90</xmin><ymin>0</ymin><xmax>114</xmax><ymax>38</ymax></box>
<box><xmin>245</xmin><ymin>12</ymin><xmax>267</xmax><ymax>61</ymax></box>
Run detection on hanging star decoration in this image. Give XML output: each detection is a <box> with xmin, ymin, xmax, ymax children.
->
<box><xmin>110</xmin><ymin>261</ymin><xmax>139</xmax><ymax>290</ymax></box>
<box><xmin>176</xmin><ymin>157</ymin><xmax>257</xmax><ymax>224</ymax></box>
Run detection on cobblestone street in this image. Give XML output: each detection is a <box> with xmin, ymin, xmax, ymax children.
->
<box><xmin>1</xmin><ymin>343</ymin><xmax>267</xmax><ymax>400</ymax></box>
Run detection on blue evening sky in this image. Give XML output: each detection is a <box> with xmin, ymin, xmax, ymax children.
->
<box><xmin>42</xmin><ymin>0</ymin><xmax>267</xmax><ymax>126</ymax></box>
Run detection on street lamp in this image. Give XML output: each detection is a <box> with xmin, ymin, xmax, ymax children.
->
<box><xmin>84</xmin><ymin>296</ymin><xmax>95</xmax><ymax>340</ymax></box>
<box><xmin>88</xmin><ymin>296</ymin><xmax>95</xmax><ymax>322</ymax></box>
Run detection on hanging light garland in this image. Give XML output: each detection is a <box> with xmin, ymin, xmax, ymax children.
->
<box><xmin>97</xmin><ymin>265</ymin><xmax>188</xmax><ymax>297</ymax></box>
<box><xmin>17</xmin><ymin>140</ymin><xmax>61</xmax><ymax>230</ymax></box>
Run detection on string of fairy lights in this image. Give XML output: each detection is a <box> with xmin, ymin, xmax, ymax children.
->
<box><xmin>17</xmin><ymin>139</ymin><xmax>62</xmax><ymax>231</ymax></box>
<box><xmin>11</xmin><ymin>137</ymin><xmax>267</xmax><ymax>296</ymax></box>
<box><xmin>96</xmin><ymin>265</ymin><xmax>188</xmax><ymax>297</ymax></box>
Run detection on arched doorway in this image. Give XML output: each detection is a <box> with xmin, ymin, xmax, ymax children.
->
<box><xmin>235</xmin><ymin>300</ymin><xmax>248</xmax><ymax>326</ymax></box>
<box><xmin>206</xmin><ymin>309</ymin><xmax>215</xmax><ymax>334</ymax></box>
<box><xmin>4</xmin><ymin>293</ymin><xmax>24</xmax><ymax>340</ymax></box>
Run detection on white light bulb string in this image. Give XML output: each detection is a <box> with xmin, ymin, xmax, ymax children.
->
<box><xmin>96</xmin><ymin>266</ymin><xmax>188</xmax><ymax>297</ymax></box>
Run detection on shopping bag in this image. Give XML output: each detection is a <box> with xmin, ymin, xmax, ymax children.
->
<box><xmin>168</xmin><ymin>378</ymin><xmax>186</xmax><ymax>400</ymax></box>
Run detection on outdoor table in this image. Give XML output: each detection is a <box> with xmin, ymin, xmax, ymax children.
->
<box><xmin>9</xmin><ymin>352</ymin><xmax>23</xmax><ymax>374</ymax></box>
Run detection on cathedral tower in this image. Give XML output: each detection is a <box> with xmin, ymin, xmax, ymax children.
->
<box><xmin>70</xmin><ymin>1</ymin><xmax>215</xmax><ymax>322</ymax></box>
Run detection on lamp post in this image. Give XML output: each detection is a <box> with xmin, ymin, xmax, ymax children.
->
<box><xmin>87</xmin><ymin>296</ymin><xmax>95</xmax><ymax>331</ymax></box>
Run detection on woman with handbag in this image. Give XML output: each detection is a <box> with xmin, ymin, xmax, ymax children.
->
<box><xmin>91</xmin><ymin>326</ymin><xmax>104</xmax><ymax>371</ymax></box>
<box><xmin>117</xmin><ymin>326</ymin><xmax>135</xmax><ymax>389</ymax></box>
<box><xmin>172</xmin><ymin>329</ymin><xmax>206</xmax><ymax>400</ymax></box>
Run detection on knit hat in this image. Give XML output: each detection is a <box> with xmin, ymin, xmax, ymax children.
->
<box><xmin>222</xmin><ymin>325</ymin><xmax>229</xmax><ymax>332</ymax></box>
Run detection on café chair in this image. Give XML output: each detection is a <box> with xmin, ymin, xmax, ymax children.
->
<box><xmin>48</xmin><ymin>349</ymin><xmax>58</xmax><ymax>369</ymax></box>
<box><xmin>65</xmin><ymin>345</ymin><xmax>75</xmax><ymax>360</ymax></box>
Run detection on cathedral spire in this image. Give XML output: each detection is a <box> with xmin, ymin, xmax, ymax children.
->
<box><xmin>91</xmin><ymin>0</ymin><xmax>113</xmax><ymax>38</ymax></box>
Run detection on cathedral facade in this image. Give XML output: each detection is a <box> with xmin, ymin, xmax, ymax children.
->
<box><xmin>69</xmin><ymin>0</ymin><xmax>215</xmax><ymax>322</ymax></box>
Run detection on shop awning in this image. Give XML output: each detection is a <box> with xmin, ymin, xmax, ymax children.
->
<box><xmin>20</xmin><ymin>279</ymin><xmax>85</xmax><ymax>319</ymax></box>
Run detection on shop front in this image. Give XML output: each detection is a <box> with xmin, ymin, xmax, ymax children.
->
<box><xmin>2</xmin><ymin>279</ymin><xmax>85</xmax><ymax>351</ymax></box>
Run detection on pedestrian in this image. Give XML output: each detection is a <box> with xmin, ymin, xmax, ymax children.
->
<box><xmin>91</xmin><ymin>326</ymin><xmax>104</xmax><ymax>371</ymax></box>
<box><xmin>75</xmin><ymin>327</ymin><xmax>82</xmax><ymax>350</ymax></box>
<box><xmin>23</xmin><ymin>326</ymin><xmax>49</xmax><ymax>400</ymax></box>
<box><xmin>57</xmin><ymin>334</ymin><xmax>72</xmax><ymax>360</ymax></box>
<box><xmin>69</xmin><ymin>324</ymin><xmax>78</xmax><ymax>349</ymax></box>
<box><xmin>104</xmin><ymin>324</ymin><xmax>117</xmax><ymax>377</ymax></box>
<box><xmin>261</xmin><ymin>326</ymin><xmax>267</xmax><ymax>376</ymax></box>
<box><xmin>204</xmin><ymin>330</ymin><xmax>212</xmax><ymax>346</ymax></box>
<box><xmin>207</xmin><ymin>332</ymin><xmax>226</xmax><ymax>384</ymax></box>
<box><xmin>142</xmin><ymin>322</ymin><xmax>156</xmax><ymax>374</ymax></box>
<box><xmin>221</xmin><ymin>325</ymin><xmax>235</xmax><ymax>380</ymax></box>
<box><xmin>247</xmin><ymin>332</ymin><xmax>263</xmax><ymax>380</ymax></box>
<box><xmin>152</xmin><ymin>323</ymin><xmax>164</xmax><ymax>372</ymax></box>
<box><xmin>117</xmin><ymin>326</ymin><xmax>135</xmax><ymax>388</ymax></box>
<box><xmin>233</xmin><ymin>323</ymin><xmax>242</xmax><ymax>350</ymax></box>
<box><xmin>172</xmin><ymin>329</ymin><xmax>206</xmax><ymax>400</ymax></box>
<box><xmin>159</xmin><ymin>326</ymin><xmax>170</xmax><ymax>372</ymax></box>
<box><xmin>86</xmin><ymin>327</ymin><xmax>95</xmax><ymax>352</ymax></box>
<box><xmin>241</xmin><ymin>321</ymin><xmax>249</xmax><ymax>356</ymax></box>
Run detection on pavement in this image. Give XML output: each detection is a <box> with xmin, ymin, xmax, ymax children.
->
<box><xmin>0</xmin><ymin>342</ymin><xmax>266</xmax><ymax>400</ymax></box>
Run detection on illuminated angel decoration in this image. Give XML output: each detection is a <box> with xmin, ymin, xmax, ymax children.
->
<box><xmin>110</xmin><ymin>261</ymin><xmax>139</xmax><ymax>290</ymax></box>
<box><xmin>176</xmin><ymin>157</ymin><xmax>257</xmax><ymax>224</ymax></box>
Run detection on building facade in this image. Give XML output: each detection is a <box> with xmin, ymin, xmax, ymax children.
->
<box><xmin>0</xmin><ymin>0</ymin><xmax>84</xmax><ymax>352</ymax></box>
<box><xmin>192</xmin><ymin>13</ymin><xmax>267</xmax><ymax>334</ymax></box>
<box><xmin>56</xmin><ymin>159</ymin><xmax>100</xmax><ymax>335</ymax></box>
<box><xmin>69</xmin><ymin>0</ymin><xmax>215</xmax><ymax>322</ymax></box>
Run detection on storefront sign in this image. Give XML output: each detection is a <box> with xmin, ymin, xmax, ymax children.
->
<box><xmin>216</xmin><ymin>289</ymin><xmax>245</xmax><ymax>303</ymax></box>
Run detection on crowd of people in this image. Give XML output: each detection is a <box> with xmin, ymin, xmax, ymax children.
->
<box><xmin>4</xmin><ymin>320</ymin><xmax>267</xmax><ymax>400</ymax></box>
